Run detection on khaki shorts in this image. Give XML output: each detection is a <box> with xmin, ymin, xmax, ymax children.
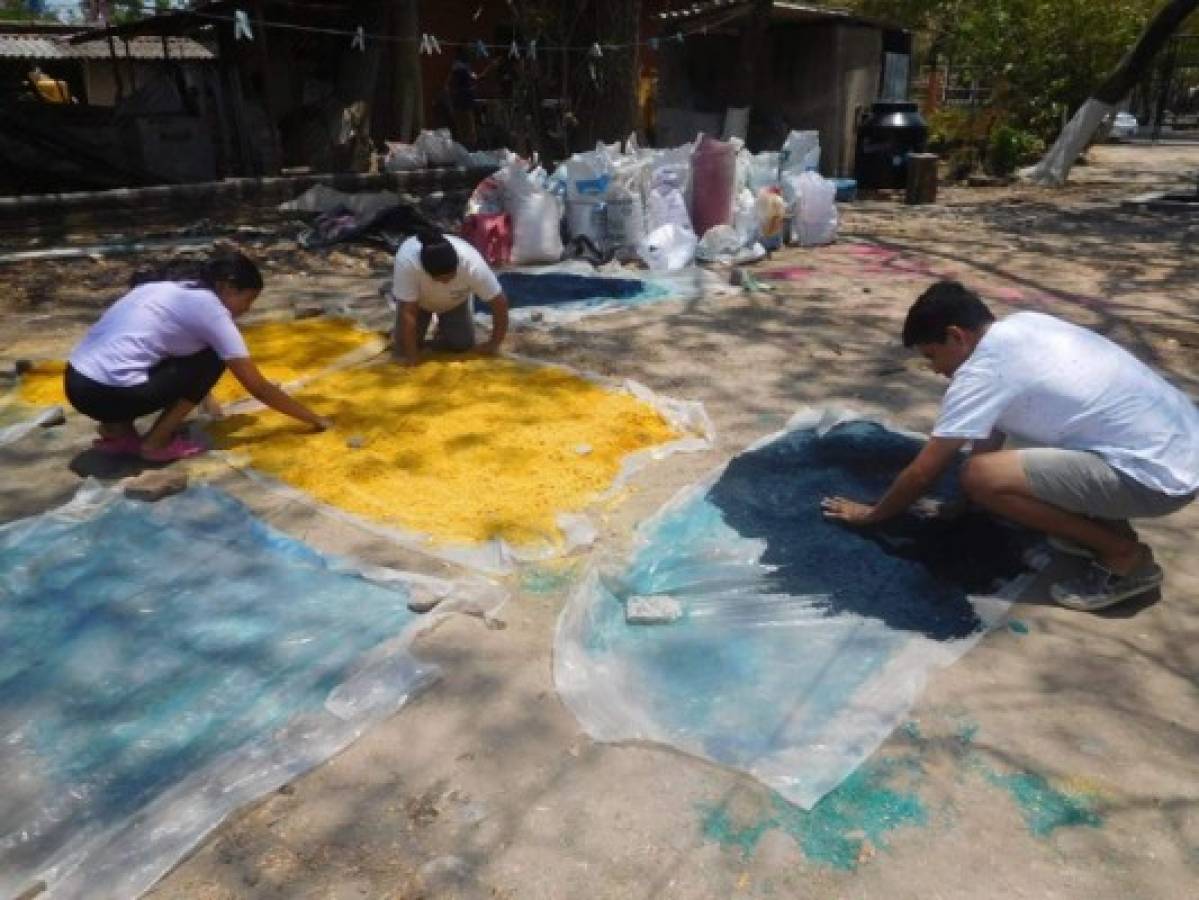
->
<box><xmin>1020</xmin><ymin>448</ymin><xmax>1196</xmax><ymax>520</ymax></box>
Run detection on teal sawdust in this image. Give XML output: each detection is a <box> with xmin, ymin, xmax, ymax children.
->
<box><xmin>700</xmin><ymin>758</ymin><xmax>928</xmax><ymax>871</ymax></box>
<box><xmin>904</xmin><ymin>717</ymin><xmax>1102</xmax><ymax>838</ymax></box>
<box><xmin>521</xmin><ymin>563</ymin><xmax>583</xmax><ymax>596</ymax></box>
<box><xmin>985</xmin><ymin>771</ymin><xmax>1103</xmax><ymax>837</ymax></box>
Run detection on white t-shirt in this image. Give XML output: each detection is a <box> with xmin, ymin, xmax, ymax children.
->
<box><xmin>934</xmin><ymin>311</ymin><xmax>1199</xmax><ymax>496</ymax></box>
<box><xmin>69</xmin><ymin>281</ymin><xmax>249</xmax><ymax>387</ymax></box>
<box><xmin>392</xmin><ymin>234</ymin><xmax>502</xmax><ymax>314</ymax></box>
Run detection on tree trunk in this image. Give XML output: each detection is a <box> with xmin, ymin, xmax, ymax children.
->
<box><xmin>1023</xmin><ymin>0</ymin><xmax>1199</xmax><ymax>186</ymax></box>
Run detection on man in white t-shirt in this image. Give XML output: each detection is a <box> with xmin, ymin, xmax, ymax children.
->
<box><xmin>391</xmin><ymin>230</ymin><xmax>510</xmax><ymax>366</ymax></box>
<box><xmin>822</xmin><ymin>281</ymin><xmax>1199</xmax><ymax>611</ymax></box>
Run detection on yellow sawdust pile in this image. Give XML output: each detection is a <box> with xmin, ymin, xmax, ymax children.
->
<box><xmin>209</xmin><ymin>317</ymin><xmax>383</xmax><ymax>404</ymax></box>
<box><xmin>210</xmin><ymin>356</ymin><xmax>679</xmax><ymax>548</ymax></box>
<box><xmin>13</xmin><ymin>360</ymin><xmax>67</xmax><ymax>406</ymax></box>
<box><xmin>12</xmin><ymin>318</ymin><xmax>382</xmax><ymax>409</ymax></box>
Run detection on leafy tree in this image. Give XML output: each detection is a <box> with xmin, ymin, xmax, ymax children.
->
<box><xmin>850</xmin><ymin>0</ymin><xmax>1194</xmax><ymax>139</ymax></box>
<box><xmin>1026</xmin><ymin>0</ymin><xmax>1199</xmax><ymax>183</ymax></box>
<box><xmin>0</xmin><ymin>0</ymin><xmax>57</xmax><ymax>20</ymax></box>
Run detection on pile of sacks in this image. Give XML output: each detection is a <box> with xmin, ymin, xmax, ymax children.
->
<box><xmin>382</xmin><ymin>128</ymin><xmax>514</xmax><ymax>172</ymax></box>
<box><xmin>460</xmin><ymin>130</ymin><xmax>841</xmax><ymax>272</ymax></box>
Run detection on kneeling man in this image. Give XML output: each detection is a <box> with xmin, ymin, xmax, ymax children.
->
<box><xmin>822</xmin><ymin>280</ymin><xmax>1199</xmax><ymax>611</ymax></box>
<box><xmin>392</xmin><ymin>229</ymin><xmax>510</xmax><ymax>366</ymax></box>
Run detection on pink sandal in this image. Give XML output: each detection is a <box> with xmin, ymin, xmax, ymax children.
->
<box><xmin>140</xmin><ymin>436</ymin><xmax>207</xmax><ymax>463</ymax></box>
<box><xmin>92</xmin><ymin>434</ymin><xmax>142</xmax><ymax>455</ymax></box>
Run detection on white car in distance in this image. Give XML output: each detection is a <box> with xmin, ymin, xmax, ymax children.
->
<box><xmin>1109</xmin><ymin>111</ymin><xmax>1139</xmax><ymax>141</ymax></box>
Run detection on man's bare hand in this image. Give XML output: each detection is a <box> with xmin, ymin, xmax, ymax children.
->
<box><xmin>820</xmin><ymin>496</ymin><xmax>877</xmax><ymax>526</ymax></box>
<box><xmin>910</xmin><ymin>497</ymin><xmax>969</xmax><ymax>521</ymax></box>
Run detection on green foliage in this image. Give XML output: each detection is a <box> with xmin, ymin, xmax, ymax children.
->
<box><xmin>0</xmin><ymin>0</ymin><xmax>54</xmax><ymax>21</ymax></box>
<box><xmin>926</xmin><ymin>107</ymin><xmax>995</xmax><ymax>150</ymax></box>
<box><xmin>985</xmin><ymin>124</ymin><xmax>1045</xmax><ymax>175</ymax></box>
<box><xmin>848</xmin><ymin>0</ymin><xmax>1199</xmax><ymax>140</ymax></box>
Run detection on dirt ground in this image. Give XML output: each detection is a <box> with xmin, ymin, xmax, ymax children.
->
<box><xmin>1</xmin><ymin>144</ymin><xmax>1197</xmax><ymax>899</ymax></box>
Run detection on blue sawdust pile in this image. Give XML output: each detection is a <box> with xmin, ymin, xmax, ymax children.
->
<box><xmin>707</xmin><ymin>421</ymin><xmax>1034</xmax><ymax>641</ymax></box>
<box><xmin>497</xmin><ymin>272</ymin><xmax>651</xmax><ymax>309</ymax></box>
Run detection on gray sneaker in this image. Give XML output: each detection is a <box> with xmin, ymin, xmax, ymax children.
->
<box><xmin>1050</xmin><ymin>561</ymin><xmax>1164</xmax><ymax>611</ymax></box>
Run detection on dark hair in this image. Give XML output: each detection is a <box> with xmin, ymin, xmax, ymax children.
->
<box><xmin>129</xmin><ymin>250</ymin><xmax>263</xmax><ymax>293</ymax></box>
<box><xmin>902</xmin><ymin>280</ymin><xmax>995</xmax><ymax>347</ymax></box>
<box><xmin>417</xmin><ymin>229</ymin><xmax>459</xmax><ymax>278</ymax></box>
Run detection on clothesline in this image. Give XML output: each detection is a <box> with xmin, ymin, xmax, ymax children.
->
<box><xmin>106</xmin><ymin>2</ymin><xmax>746</xmax><ymax>58</ymax></box>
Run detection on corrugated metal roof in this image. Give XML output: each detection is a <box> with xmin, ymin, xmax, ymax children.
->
<box><xmin>654</xmin><ymin>0</ymin><xmax>897</xmax><ymax>30</ymax></box>
<box><xmin>0</xmin><ymin>34</ymin><xmax>214</xmax><ymax>61</ymax></box>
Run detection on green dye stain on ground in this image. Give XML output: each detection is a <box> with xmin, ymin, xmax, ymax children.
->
<box><xmin>700</xmin><ymin>759</ymin><xmax>928</xmax><ymax>871</ymax></box>
<box><xmin>986</xmin><ymin>771</ymin><xmax>1102</xmax><ymax>837</ymax></box>
<box><xmin>1007</xmin><ymin>620</ymin><xmax>1030</xmax><ymax>634</ymax></box>
<box><xmin>520</xmin><ymin>564</ymin><xmax>580</xmax><ymax>595</ymax></box>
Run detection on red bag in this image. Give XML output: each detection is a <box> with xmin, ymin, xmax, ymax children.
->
<box><xmin>461</xmin><ymin>212</ymin><xmax>512</xmax><ymax>267</ymax></box>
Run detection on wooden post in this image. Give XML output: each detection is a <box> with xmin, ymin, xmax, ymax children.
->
<box><xmin>107</xmin><ymin>33</ymin><xmax>125</xmax><ymax>100</ymax></box>
<box><xmin>124</xmin><ymin>37</ymin><xmax>137</xmax><ymax>92</ymax></box>
<box><xmin>906</xmin><ymin>152</ymin><xmax>938</xmax><ymax>205</ymax></box>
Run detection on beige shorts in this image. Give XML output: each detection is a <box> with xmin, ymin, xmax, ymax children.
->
<box><xmin>1020</xmin><ymin>448</ymin><xmax>1196</xmax><ymax>520</ymax></box>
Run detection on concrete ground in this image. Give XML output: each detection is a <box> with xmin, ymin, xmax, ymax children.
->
<box><xmin>1</xmin><ymin>144</ymin><xmax>1197</xmax><ymax>899</ymax></box>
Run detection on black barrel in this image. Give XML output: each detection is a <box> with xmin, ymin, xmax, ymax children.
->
<box><xmin>854</xmin><ymin>101</ymin><xmax>929</xmax><ymax>189</ymax></box>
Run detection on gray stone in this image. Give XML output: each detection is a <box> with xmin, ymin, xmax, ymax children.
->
<box><xmin>346</xmin><ymin>435</ymin><xmax>367</xmax><ymax>450</ymax></box>
<box><xmin>407</xmin><ymin>592</ymin><xmax>443</xmax><ymax>614</ymax></box>
<box><xmin>123</xmin><ymin>469</ymin><xmax>189</xmax><ymax>502</ymax></box>
<box><xmin>37</xmin><ymin>406</ymin><xmax>66</xmax><ymax>428</ymax></box>
<box><xmin>419</xmin><ymin>855</ymin><xmax>471</xmax><ymax>888</ymax></box>
<box><xmin>626</xmin><ymin>594</ymin><xmax>683</xmax><ymax>625</ymax></box>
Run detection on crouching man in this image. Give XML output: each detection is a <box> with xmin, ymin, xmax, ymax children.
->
<box><xmin>822</xmin><ymin>280</ymin><xmax>1199</xmax><ymax>611</ymax></box>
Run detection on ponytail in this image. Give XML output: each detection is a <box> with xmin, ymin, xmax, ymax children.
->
<box><xmin>129</xmin><ymin>250</ymin><xmax>263</xmax><ymax>293</ymax></box>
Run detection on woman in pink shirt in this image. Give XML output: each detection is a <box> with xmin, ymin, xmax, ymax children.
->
<box><xmin>65</xmin><ymin>252</ymin><xmax>330</xmax><ymax>463</ymax></box>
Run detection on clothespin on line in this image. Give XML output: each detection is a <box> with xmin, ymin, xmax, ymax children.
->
<box><xmin>234</xmin><ymin>10</ymin><xmax>253</xmax><ymax>42</ymax></box>
<box><xmin>420</xmin><ymin>33</ymin><xmax>442</xmax><ymax>55</ymax></box>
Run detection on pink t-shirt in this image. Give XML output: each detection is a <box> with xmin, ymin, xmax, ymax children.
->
<box><xmin>69</xmin><ymin>282</ymin><xmax>249</xmax><ymax>387</ymax></box>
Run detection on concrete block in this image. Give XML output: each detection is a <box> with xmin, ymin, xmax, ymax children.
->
<box><xmin>123</xmin><ymin>469</ymin><xmax>189</xmax><ymax>502</ymax></box>
<box><xmin>626</xmin><ymin>594</ymin><xmax>683</xmax><ymax>625</ymax></box>
<box><xmin>37</xmin><ymin>406</ymin><xmax>66</xmax><ymax>428</ymax></box>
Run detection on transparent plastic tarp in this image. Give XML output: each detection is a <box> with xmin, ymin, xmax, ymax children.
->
<box><xmin>0</xmin><ymin>400</ymin><xmax>62</xmax><ymax>446</ymax></box>
<box><xmin>0</xmin><ymin>483</ymin><xmax>499</xmax><ymax>899</ymax></box>
<box><xmin>555</xmin><ymin>408</ymin><xmax>1036</xmax><ymax>809</ymax></box>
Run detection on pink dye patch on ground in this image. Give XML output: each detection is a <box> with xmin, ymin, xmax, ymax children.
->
<box><xmin>989</xmin><ymin>287</ymin><xmax>1028</xmax><ymax>302</ymax></box>
<box><xmin>761</xmin><ymin>267</ymin><xmax>818</xmax><ymax>282</ymax></box>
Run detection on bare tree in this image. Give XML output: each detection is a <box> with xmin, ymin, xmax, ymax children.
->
<box><xmin>1023</xmin><ymin>0</ymin><xmax>1199</xmax><ymax>185</ymax></box>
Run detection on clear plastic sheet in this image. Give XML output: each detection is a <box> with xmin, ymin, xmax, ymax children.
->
<box><xmin>0</xmin><ymin>401</ymin><xmax>63</xmax><ymax>446</ymax></box>
<box><xmin>0</xmin><ymin>483</ymin><xmax>500</xmax><ymax>899</ymax></box>
<box><xmin>555</xmin><ymin>408</ymin><xmax>1036</xmax><ymax>810</ymax></box>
